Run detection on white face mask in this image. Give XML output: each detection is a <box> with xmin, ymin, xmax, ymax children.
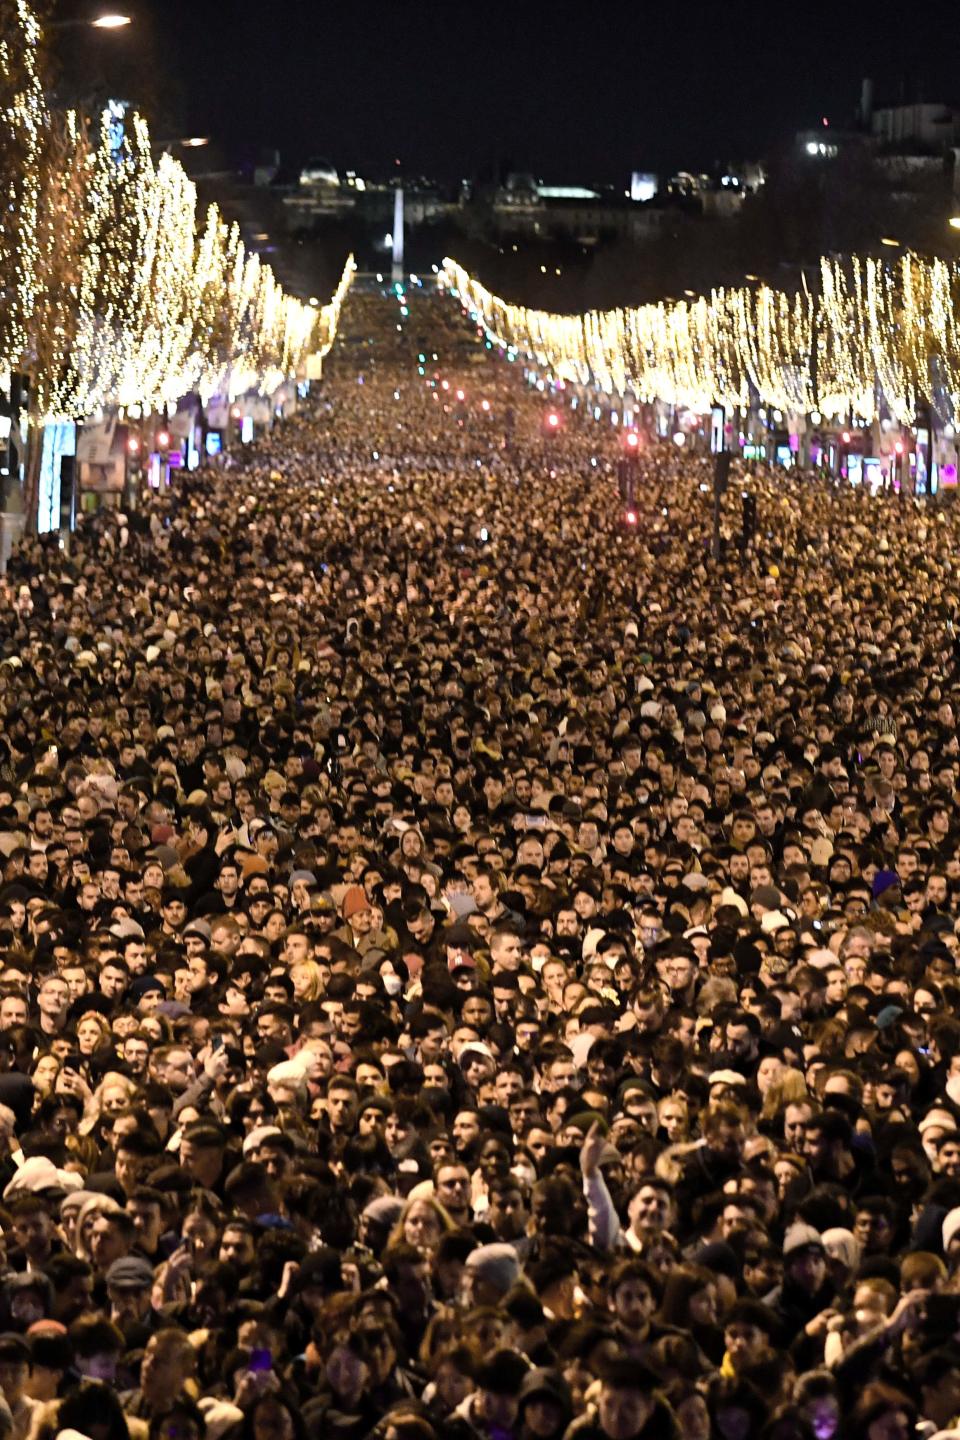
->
<box><xmin>382</xmin><ymin>974</ymin><xmax>403</xmax><ymax>997</ymax></box>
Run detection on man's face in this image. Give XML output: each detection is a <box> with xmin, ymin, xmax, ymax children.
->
<box><xmin>0</xmin><ymin>995</ymin><xmax>27</xmax><ymax>1030</ymax></box>
<box><xmin>788</xmin><ymin>1247</ymin><xmax>827</xmax><ymax>1295</ymax></box>
<box><xmin>629</xmin><ymin>1184</ymin><xmax>673</xmax><ymax>1233</ymax></box>
<box><xmin>783</xmin><ymin>1103</ymin><xmax>814</xmax><ymax>1149</ymax></box>
<box><xmin>611</xmin><ymin>1276</ymin><xmax>655</xmax><ymax>1331</ymax></box>
<box><xmin>89</xmin><ymin>1217</ymin><xmax>127</xmax><ymax>1271</ymax></box>
<box><xmin>162</xmin><ymin>899</ymin><xmax>187</xmax><ymax>930</ymax></box>
<box><xmin>127</xmin><ymin>1200</ymin><xmax>162</xmax><ymax>1253</ymax></box>
<box><xmin>219</xmin><ymin>1225</ymin><xmax>255</xmax><ymax>1269</ymax></box>
<box><xmin>108</xmin><ymin>1282</ymin><xmax>151</xmax><ymax>1326</ymax></box>
<box><xmin>12</xmin><ymin>1208</ymin><xmax>52</xmax><ymax>1260</ymax></box>
<box><xmin>452</xmin><ymin>1111</ymin><xmax>481</xmax><ymax>1152</ymax></box>
<box><xmin>435</xmin><ymin>1165</ymin><xmax>471</xmax><ymax>1214</ymax></box>
<box><xmin>492</xmin><ymin>933</ymin><xmax>523</xmax><ymax>971</ymax></box>
<box><xmin>598</xmin><ymin>1385</ymin><xmax>654</xmax><ymax>1440</ymax></box>
<box><xmin>38</xmin><ymin>979</ymin><xmax>69</xmax><ymax>1019</ymax></box>
<box><xmin>462</xmin><ymin>996</ymin><xmax>492</xmax><ymax>1029</ymax></box>
<box><xmin>100</xmin><ymin>963</ymin><xmax>128</xmax><ymax>998</ymax></box>
<box><xmin>326</xmin><ymin>1086</ymin><xmax>357</xmax><ymax>1132</ymax></box>
<box><xmin>938</xmin><ymin>1139</ymin><xmax>960</xmax><ymax>1177</ymax></box>
<box><xmin>155</xmin><ymin>1048</ymin><xmax>193</xmax><ymax>1094</ymax></box>
<box><xmin>725</xmin><ymin>1321</ymin><xmax>764</xmax><ymax>1369</ymax></box>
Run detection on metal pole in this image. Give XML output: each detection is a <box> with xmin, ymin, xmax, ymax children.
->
<box><xmin>714</xmin><ymin>451</ymin><xmax>731</xmax><ymax>561</ymax></box>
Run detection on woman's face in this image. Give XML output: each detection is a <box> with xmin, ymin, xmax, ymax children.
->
<box><xmin>77</xmin><ymin>1018</ymin><xmax>104</xmax><ymax>1054</ymax></box>
<box><xmin>32</xmin><ymin>1055</ymin><xmax>59</xmax><ymax>1094</ymax></box>
<box><xmin>325</xmin><ymin>1343</ymin><xmax>367</xmax><ymax>1400</ymax></box>
<box><xmin>384</xmin><ymin>1115</ymin><xmax>412</xmax><ymax>1153</ymax></box>
<box><xmin>290</xmin><ymin>964</ymin><xmax>315</xmax><ymax>1000</ymax></box>
<box><xmin>659</xmin><ymin>1100</ymin><xmax>688</xmax><ymax>1141</ymax></box>
<box><xmin>183</xmin><ymin>1212</ymin><xmax>219</xmax><ymax>1258</ymax></box>
<box><xmin>687</xmin><ymin>1286</ymin><xmax>717</xmax><ymax>1327</ymax></box>
<box><xmin>264</xmin><ymin>912</ymin><xmax>286</xmax><ymax>942</ymax></box>
<box><xmin>756</xmin><ymin>1056</ymin><xmax>783</xmax><ymax>1096</ymax></box>
<box><xmin>403</xmin><ymin>1201</ymin><xmax>442</xmax><ymax>1252</ymax></box>
<box><xmin>774</xmin><ymin>1160</ymin><xmax>800</xmax><ymax>1198</ymax></box>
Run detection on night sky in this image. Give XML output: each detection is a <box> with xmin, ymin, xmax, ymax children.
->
<box><xmin>63</xmin><ymin>0</ymin><xmax>960</xmax><ymax>184</ymax></box>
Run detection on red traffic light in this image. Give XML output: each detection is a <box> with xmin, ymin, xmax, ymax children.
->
<box><xmin>157</xmin><ymin>430</ymin><xmax>170</xmax><ymax>449</ymax></box>
<box><xmin>894</xmin><ymin>440</ymin><xmax>904</xmax><ymax>455</ymax></box>
<box><xmin>842</xmin><ymin>431</ymin><xmax>851</xmax><ymax>444</ymax></box>
<box><xmin>546</xmin><ymin>412</ymin><xmax>560</xmax><ymax>429</ymax></box>
<box><xmin>624</xmin><ymin>431</ymin><xmax>640</xmax><ymax>449</ymax></box>
<box><xmin>625</xmin><ymin>510</ymin><xmax>638</xmax><ymax>526</ymax></box>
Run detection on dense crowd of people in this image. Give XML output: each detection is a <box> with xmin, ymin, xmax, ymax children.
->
<box><xmin>0</xmin><ymin>282</ymin><xmax>958</xmax><ymax>1440</ymax></box>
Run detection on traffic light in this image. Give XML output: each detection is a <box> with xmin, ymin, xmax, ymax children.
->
<box><xmin>544</xmin><ymin>411</ymin><xmax>561</xmax><ymax>436</ymax></box>
<box><xmin>623</xmin><ymin>430</ymin><xmax>640</xmax><ymax>452</ymax></box>
<box><xmin>624</xmin><ymin>508</ymin><xmax>638</xmax><ymax>526</ymax></box>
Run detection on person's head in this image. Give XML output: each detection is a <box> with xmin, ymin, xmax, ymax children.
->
<box><xmin>141</xmin><ymin>1329</ymin><xmax>197</xmax><ymax>1406</ymax></box>
<box><xmin>0</xmin><ymin>1335</ymin><xmax>30</xmax><ymax>1406</ymax></box>
<box><xmin>596</xmin><ymin>1356</ymin><xmax>661</xmax><ymax>1440</ymax></box>
<box><xmin>106</xmin><ymin>1255</ymin><xmax>155</xmax><ymax>1327</ymax></box>
<box><xmin>794</xmin><ymin>1372</ymin><xmax>840</xmax><ymax>1440</ymax></box>
<box><xmin>394</xmin><ymin>1196</ymin><xmax>453</xmax><ymax>1256</ymax></box>
<box><xmin>723</xmin><ymin>1299</ymin><xmax>776</xmax><ymax>1371</ymax></box>
<box><xmin>609</xmin><ymin>1258</ymin><xmax>661</xmax><ymax>1333</ymax></box>
<box><xmin>69</xmin><ymin>1314</ymin><xmax>124</xmax><ymax>1385</ymax></box>
<box><xmin>90</xmin><ymin>1209</ymin><xmax>136</xmax><ymax>1273</ymax></box>
<box><xmin>782</xmin><ymin>1222</ymin><xmax>827</xmax><ymax>1296</ymax></box>
<box><xmin>148</xmin><ymin>1398</ymin><xmax>206</xmax><ymax>1440</ymax></box>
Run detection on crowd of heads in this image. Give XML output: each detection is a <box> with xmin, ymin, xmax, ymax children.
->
<box><xmin>0</xmin><ymin>285</ymin><xmax>956</xmax><ymax>1440</ymax></box>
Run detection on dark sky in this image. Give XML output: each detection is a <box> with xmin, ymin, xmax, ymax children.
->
<box><xmin>66</xmin><ymin>0</ymin><xmax>960</xmax><ymax>184</ymax></box>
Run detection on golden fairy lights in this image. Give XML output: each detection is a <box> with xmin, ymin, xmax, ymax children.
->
<box><xmin>0</xmin><ymin>1</ymin><xmax>353</xmax><ymax>423</ymax></box>
<box><xmin>442</xmin><ymin>253</ymin><xmax>960</xmax><ymax>424</ymax></box>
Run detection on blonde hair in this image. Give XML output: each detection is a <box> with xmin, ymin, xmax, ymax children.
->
<box><xmin>289</xmin><ymin>959</ymin><xmax>325</xmax><ymax>1002</ymax></box>
<box><xmin>388</xmin><ymin>1195</ymin><xmax>457</xmax><ymax>1252</ymax></box>
<box><xmin>761</xmin><ymin>1067</ymin><xmax>809</xmax><ymax>1121</ymax></box>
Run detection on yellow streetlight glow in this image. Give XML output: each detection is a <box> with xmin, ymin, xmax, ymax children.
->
<box><xmin>91</xmin><ymin>14</ymin><xmax>132</xmax><ymax>28</ymax></box>
<box><xmin>880</xmin><ymin>237</ymin><xmax>900</xmax><ymax>247</ymax></box>
<box><xmin>181</xmin><ymin>136</ymin><xmax>209</xmax><ymax>148</ymax></box>
<box><xmin>949</xmin><ymin>217</ymin><xmax>960</xmax><ymax>230</ymax></box>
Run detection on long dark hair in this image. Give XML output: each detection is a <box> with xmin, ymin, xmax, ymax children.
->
<box><xmin>58</xmin><ymin>1382</ymin><xmax>131</xmax><ymax>1440</ymax></box>
<box><xmin>237</xmin><ymin>1390</ymin><xmax>308</xmax><ymax>1440</ymax></box>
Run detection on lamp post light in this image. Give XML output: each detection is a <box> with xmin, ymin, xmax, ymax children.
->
<box><xmin>49</xmin><ymin>13</ymin><xmax>132</xmax><ymax>28</ymax></box>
